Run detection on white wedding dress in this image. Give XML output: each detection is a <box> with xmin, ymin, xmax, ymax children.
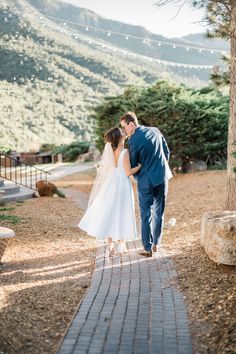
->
<box><xmin>78</xmin><ymin>148</ymin><xmax>137</xmax><ymax>240</ymax></box>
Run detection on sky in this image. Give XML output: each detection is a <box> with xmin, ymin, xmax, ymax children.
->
<box><xmin>62</xmin><ymin>0</ymin><xmax>207</xmax><ymax>38</ymax></box>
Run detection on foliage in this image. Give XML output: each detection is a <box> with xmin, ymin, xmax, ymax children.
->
<box><xmin>55</xmin><ymin>189</ymin><xmax>66</xmax><ymax>198</ymax></box>
<box><xmin>0</xmin><ymin>145</ymin><xmax>12</xmax><ymax>154</ymax></box>
<box><xmin>0</xmin><ymin>213</ymin><xmax>21</xmax><ymax>224</ymax></box>
<box><xmin>39</xmin><ymin>143</ymin><xmax>57</xmax><ymax>152</ymax></box>
<box><xmin>0</xmin><ymin>207</ymin><xmax>15</xmax><ymax>211</ymax></box>
<box><xmin>199</xmin><ymin>1</ymin><xmax>231</xmax><ymax>39</ymax></box>
<box><xmin>195</xmin><ymin>1</ymin><xmax>231</xmax><ymax>87</ymax></box>
<box><xmin>52</xmin><ymin>141</ymin><xmax>90</xmax><ymax>161</ymax></box>
<box><xmin>93</xmin><ymin>80</ymin><xmax>229</xmax><ymax>170</ymax></box>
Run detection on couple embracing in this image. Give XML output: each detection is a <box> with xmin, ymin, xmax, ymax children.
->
<box><xmin>78</xmin><ymin>112</ymin><xmax>172</xmax><ymax>257</ymax></box>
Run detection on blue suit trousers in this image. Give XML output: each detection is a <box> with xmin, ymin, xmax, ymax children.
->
<box><xmin>138</xmin><ymin>182</ymin><xmax>167</xmax><ymax>251</ymax></box>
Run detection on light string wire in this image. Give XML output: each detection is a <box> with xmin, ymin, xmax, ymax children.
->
<box><xmin>27</xmin><ymin>14</ymin><xmax>223</xmax><ymax>70</ymax></box>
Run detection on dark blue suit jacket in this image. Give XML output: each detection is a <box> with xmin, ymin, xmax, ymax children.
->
<box><xmin>128</xmin><ymin>126</ymin><xmax>172</xmax><ymax>189</ymax></box>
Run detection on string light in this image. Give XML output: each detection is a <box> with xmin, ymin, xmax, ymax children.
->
<box><xmin>69</xmin><ymin>27</ymin><xmax>215</xmax><ymax>70</ymax></box>
<box><xmin>23</xmin><ymin>10</ymin><xmax>228</xmax><ymax>55</ymax></box>
<box><xmin>61</xmin><ymin>19</ymin><xmax>218</xmax><ymax>69</ymax></box>
<box><xmin>8</xmin><ymin>12</ymin><xmax>224</xmax><ymax>72</ymax></box>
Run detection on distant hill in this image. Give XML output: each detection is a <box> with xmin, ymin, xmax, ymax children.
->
<box><xmin>0</xmin><ymin>0</ymin><xmax>229</xmax><ymax>151</ymax></box>
<box><xmin>27</xmin><ymin>0</ymin><xmax>228</xmax><ymax>66</ymax></box>
<box><xmin>180</xmin><ymin>33</ymin><xmax>229</xmax><ymax>50</ymax></box>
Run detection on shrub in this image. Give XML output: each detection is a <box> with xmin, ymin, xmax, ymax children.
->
<box><xmin>52</xmin><ymin>141</ymin><xmax>90</xmax><ymax>162</ymax></box>
<box><xmin>92</xmin><ymin>80</ymin><xmax>229</xmax><ymax>170</ymax></box>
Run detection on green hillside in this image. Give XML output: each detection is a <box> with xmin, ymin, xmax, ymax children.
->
<box><xmin>0</xmin><ymin>0</ymin><xmax>226</xmax><ymax>151</ymax></box>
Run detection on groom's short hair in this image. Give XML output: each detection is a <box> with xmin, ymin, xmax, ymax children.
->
<box><xmin>120</xmin><ymin>111</ymin><xmax>139</xmax><ymax>126</ymax></box>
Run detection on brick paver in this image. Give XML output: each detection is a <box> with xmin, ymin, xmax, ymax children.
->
<box><xmin>57</xmin><ymin>240</ymin><xmax>192</xmax><ymax>354</ymax></box>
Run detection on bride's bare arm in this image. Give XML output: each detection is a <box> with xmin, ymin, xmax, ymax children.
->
<box><xmin>123</xmin><ymin>150</ymin><xmax>141</xmax><ymax>176</ymax></box>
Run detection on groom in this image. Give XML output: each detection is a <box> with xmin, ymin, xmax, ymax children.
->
<box><xmin>120</xmin><ymin>112</ymin><xmax>172</xmax><ymax>257</ymax></box>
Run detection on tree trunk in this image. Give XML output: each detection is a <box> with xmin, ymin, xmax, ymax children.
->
<box><xmin>226</xmin><ymin>2</ymin><xmax>236</xmax><ymax>210</ymax></box>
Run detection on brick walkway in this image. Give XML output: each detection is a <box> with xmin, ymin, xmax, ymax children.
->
<box><xmin>57</xmin><ymin>240</ymin><xmax>192</xmax><ymax>354</ymax></box>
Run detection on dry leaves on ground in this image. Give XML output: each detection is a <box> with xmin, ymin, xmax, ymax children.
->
<box><xmin>0</xmin><ymin>197</ymin><xmax>96</xmax><ymax>354</ymax></box>
<box><xmin>162</xmin><ymin>171</ymin><xmax>236</xmax><ymax>354</ymax></box>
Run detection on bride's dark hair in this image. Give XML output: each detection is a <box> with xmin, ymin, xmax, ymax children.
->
<box><xmin>104</xmin><ymin>126</ymin><xmax>122</xmax><ymax>151</ymax></box>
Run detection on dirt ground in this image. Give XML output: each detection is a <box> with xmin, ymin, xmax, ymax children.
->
<box><xmin>0</xmin><ymin>169</ymin><xmax>235</xmax><ymax>354</ymax></box>
<box><xmin>0</xmin><ymin>197</ymin><xmax>96</xmax><ymax>354</ymax></box>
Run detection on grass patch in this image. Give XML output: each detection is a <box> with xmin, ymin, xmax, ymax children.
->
<box><xmin>0</xmin><ymin>207</ymin><xmax>15</xmax><ymax>212</ymax></box>
<box><xmin>56</xmin><ymin>189</ymin><xmax>66</xmax><ymax>198</ymax></box>
<box><xmin>16</xmin><ymin>200</ymin><xmax>25</xmax><ymax>204</ymax></box>
<box><xmin>0</xmin><ymin>214</ymin><xmax>22</xmax><ymax>224</ymax></box>
<box><xmin>208</xmin><ymin>163</ymin><xmax>227</xmax><ymax>171</ymax></box>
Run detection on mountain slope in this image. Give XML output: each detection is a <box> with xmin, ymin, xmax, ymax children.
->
<box><xmin>0</xmin><ymin>0</ymin><xmax>227</xmax><ymax>151</ymax></box>
<box><xmin>180</xmin><ymin>33</ymin><xmax>229</xmax><ymax>50</ymax></box>
<box><xmin>26</xmin><ymin>0</ymin><xmax>228</xmax><ymax>66</ymax></box>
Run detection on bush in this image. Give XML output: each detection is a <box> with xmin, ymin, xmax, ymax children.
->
<box><xmin>52</xmin><ymin>141</ymin><xmax>90</xmax><ymax>162</ymax></box>
<box><xmin>92</xmin><ymin>81</ymin><xmax>229</xmax><ymax>170</ymax></box>
<box><xmin>0</xmin><ymin>145</ymin><xmax>12</xmax><ymax>154</ymax></box>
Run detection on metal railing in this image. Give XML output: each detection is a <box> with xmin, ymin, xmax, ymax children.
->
<box><xmin>0</xmin><ymin>154</ymin><xmax>51</xmax><ymax>190</ymax></box>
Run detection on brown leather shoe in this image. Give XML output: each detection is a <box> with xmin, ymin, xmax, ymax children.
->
<box><xmin>152</xmin><ymin>245</ymin><xmax>158</xmax><ymax>252</ymax></box>
<box><xmin>138</xmin><ymin>249</ymin><xmax>152</xmax><ymax>257</ymax></box>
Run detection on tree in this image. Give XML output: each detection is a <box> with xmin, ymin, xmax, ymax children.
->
<box><xmin>155</xmin><ymin>0</ymin><xmax>236</xmax><ymax>210</ymax></box>
<box><xmin>93</xmin><ymin>81</ymin><xmax>228</xmax><ymax>170</ymax></box>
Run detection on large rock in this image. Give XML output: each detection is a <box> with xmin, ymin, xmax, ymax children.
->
<box><xmin>201</xmin><ymin>211</ymin><xmax>236</xmax><ymax>265</ymax></box>
<box><xmin>0</xmin><ymin>227</ymin><xmax>15</xmax><ymax>263</ymax></box>
<box><xmin>36</xmin><ymin>180</ymin><xmax>57</xmax><ymax>197</ymax></box>
<box><xmin>187</xmin><ymin>159</ymin><xmax>207</xmax><ymax>173</ymax></box>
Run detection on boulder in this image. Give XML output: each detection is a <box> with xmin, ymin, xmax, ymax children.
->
<box><xmin>0</xmin><ymin>227</ymin><xmax>15</xmax><ymax>238</ymax></box>
<box><xmin>77</xmin><ymin>152</ymin><xmax>94</xmax><ymax>163</ymax></box>
<box><xmin>201</xmin><ymin>211</ymin><xmax>236</xmax><ymax>265</ymax></box>
<box><xmin>0</xmin><ymin>227</ymin><xmax>15</xmax><ymax>263</ymax></box>
<box><xmin>36</xmin><ymin>180</ymin><xmax>57</xmax><ymax>197</ymax></box>
<box><xmin>77</xmin><ymin>146</ymin><xmax>101</xmax><ymax>163</ymax></box>
<box><xmin>187</xmin><ymin>159</ymin><xmax>207</xmax><ymax>173</ymax></box>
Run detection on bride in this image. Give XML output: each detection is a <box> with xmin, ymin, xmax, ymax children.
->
<box><xmin>78</xmin><ymin>126</ymin><xmax>141</xmax><ymax>257</ymax></box>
